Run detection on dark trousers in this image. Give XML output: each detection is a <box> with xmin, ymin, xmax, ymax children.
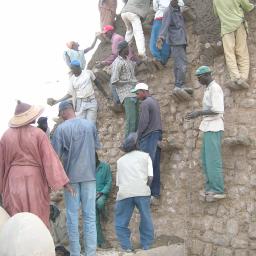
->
<box><xmin>170</xmin><ymin>45</ymin><xmax>187</xmax><ymax>88</ymax></box>
<box><xmin>139</xmin><ymin>131</ymin><xmax>162</xmax><ymax>197</ymax></box>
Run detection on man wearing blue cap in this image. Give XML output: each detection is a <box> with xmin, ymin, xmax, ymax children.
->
<box><xmin>52</xmin><ymin>100</ymin><xmax>101</xmax><ymax>256</ymax></box>
<box><xmin>47</xmin><ymin>60</ymin><xmax>108</xmax><ymax>124</ymax></box>
<box><xmin>186</xmin><ymin>66</ymin><xmax>225</xmax><ymax>201</ymax></box>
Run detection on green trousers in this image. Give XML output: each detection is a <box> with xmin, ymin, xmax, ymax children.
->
<box><xmin>123</xmin><ymin>97</ymin><xmax>139</xmax><ymax>138</ymax></box>
<box><xmin>96</xmin><ymin>195</ymin><xmax>107</xmax><ymax>246</ymax></box>
<box><xmin>201</xmin><ymin>131</ymin><xmax>224</xmax><ymax>194</ymax></box>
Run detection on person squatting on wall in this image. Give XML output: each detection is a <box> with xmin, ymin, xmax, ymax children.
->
<box><xmin>47</xmin><ymin>60</ymin><xmax>108</xmax><ymax>124</ymax></box>
<box><xmin>111</xmin><ymin>41</ymin><xmax>139</xmax><ymax>137</ymax></box>
<box><xmin>115</xmin><ymin>133</ymin><xmax>154</xmax><ymax>252</ymax></box>
<box><xmin>213</xmin><ymin>0</ymin><xmax>255</xmax><ymax>89</ymax></box>
<box><xmin>186</xmin><ymin>66</ymin><xmax>226</xmax><ymax>201</ymax></box>
<box><xmin>96</xmin><ymin>25</ymin><xmax>136</xmax><ymax>68</ymax></box>
<box><xmin>131</xmin><ymin>83</ymin><xmax>162</xmax><ymax>203</ymax></box>
<box><xmin>52</xmin><ymin>101</ymin><xmax>101</xmax><ymax>256</ymax></box>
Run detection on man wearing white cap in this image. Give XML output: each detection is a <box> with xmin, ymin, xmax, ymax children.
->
<box><xmin>131</xmin><ymin>83</ymin><xmax>162</xmax><ymax>202</ymax></box>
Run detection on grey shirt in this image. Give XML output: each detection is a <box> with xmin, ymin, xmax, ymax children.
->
<box><xmin>137</xmin><ymin>96</ymin><xmax>162</xmax><ymax>139</ymax></box>
<box><xmin>52</xmin><ymin>118</ymin><xmax>100</xmax><ymax>183</ymax></box>
<box><xmin>159</xmin><ymin>5</ymin><xmax>187</xmax><ymax>46</ymax></box>
<box><xmin>121</xmin><ymin>0</ymin><xmax>151</xmax><ymax>18</ymax></box>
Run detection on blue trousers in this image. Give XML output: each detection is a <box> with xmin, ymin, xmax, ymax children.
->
<box><xmin>149</xmin><ymin>19</ymin><xmax>170</xmax><ymax>64</ymax></box>
<box><xmin>115</xmin><ymin>196</ymin><xmax>154</xmax><ymax>250</ymax></box>
<box><xmin>139</xmin><ymin>131</ymin><xmax>162</xmax><ymax>197</ymax></box>
<box><xmin>64</xmin><ymin>181</ymin><xmax>97</xmax><ymax>256</ymax></box>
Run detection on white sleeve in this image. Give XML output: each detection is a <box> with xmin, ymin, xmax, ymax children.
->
<box><xmin>116</xmin><ymin>160</ymin><xmax>120</xmax><ymax>186</ymax></box>
<box><xmin>88</xmin><ymin>70</ymin><xmax>96</xmax><ymax>81</ymax></box>
<box><xmin>147</xmin><ymin>155</ymin><xmax>153</xmax><ymax>177</ymax></box>
<box><xmin>153</xmin><ymin>0</ymin><xmax>159</xmax><ymax>12</ymax></box>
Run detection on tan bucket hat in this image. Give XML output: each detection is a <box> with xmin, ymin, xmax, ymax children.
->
<box><xmin>9</xmin><ymin>100</ymin><xmax>44</xmax><ymax>128</ymax></box>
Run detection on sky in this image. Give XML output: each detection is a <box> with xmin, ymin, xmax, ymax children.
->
<box><xmin>0</xmin><ymin>0</ymin><xmax>123</xmax><ymax>136</ymax></box>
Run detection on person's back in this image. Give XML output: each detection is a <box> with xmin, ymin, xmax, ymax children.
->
<box><xmin>52</xmin><ymin>118</ymin><xmax>99</xmax><ymax>182</ymax></box>
<box><xmin>117</xmin><ymin>150</ymin><xmax>151</xmax><ymax>200</ymax></box>
<box><xmin>1</xmin><ymin>126</ymin><xmax>46</xmax><ymax>165</ymax></box>
<box><xmin>213</xmin><ymin>0</ymin><xmax>254</xmax><ymax>36</ymax></box>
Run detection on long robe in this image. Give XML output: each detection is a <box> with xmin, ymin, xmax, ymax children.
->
<box><xmin>0</xmin><ymin>125</ymin><xmax>69</xmax><ymax>227</ymax></box>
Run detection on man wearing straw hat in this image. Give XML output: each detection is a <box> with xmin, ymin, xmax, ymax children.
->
<box><xmin>0</xmin><ymin>100</ymin><xmax>74</xmax><ymax>228</ymax></box>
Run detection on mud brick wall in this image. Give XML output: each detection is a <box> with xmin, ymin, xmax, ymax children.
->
<box><xmin>87</xmin><ymin>1</ymin><xmax>256</xmax><ymax>255</ymax></box>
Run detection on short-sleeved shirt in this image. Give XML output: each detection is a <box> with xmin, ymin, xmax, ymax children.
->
<box><xmin>111</xmin><ymin>56</ymin><xmax>137</xmax><ymax>103</ymax></box>
<box><xmin>52</xmin><ymin>118</ymin><xmax>101</xmax><ymax>183</ymax></box>
<box><xmin>213</xmin><ymin>0</ymin><xmax>254</xmax><ymax>36</ymax></box>
<box><xmin>68</xmin><ymin>70</ymin><xmax>96</xmax><ymax>99</ymax></box>
<box><xmin>116</xmin><ymin>150</ymin><xmax>153</xmax><ymax>201</ymax></box>
<box><xmin>199</xmin><ymin>81</ymin><xmax>224</xmax><ymax>132</ymax></box>
<box><xmin>64</xmin><ymin>49</ymin><xmax>86</xmax><ymax>70</ymax></box>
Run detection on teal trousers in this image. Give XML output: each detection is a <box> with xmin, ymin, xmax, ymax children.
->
<box><xmin>96</xmin><ymin>195</ymin><xmax>107</xmax><ymax>246</ymax></box>
<box><xmin>201</xmin><ymin>131</ymin><xmax>224</xmax><ymax>194</ymax></box>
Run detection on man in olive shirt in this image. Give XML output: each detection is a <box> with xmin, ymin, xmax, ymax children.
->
<box><xmin>131</xmin><ymin>83</ymin><xmax>162</xmax><ymax>201</ymax></box>
<box><xmin>213</xmin><ymin>0</ymin><xmax>255</xmax><ymax>89</ymax></box>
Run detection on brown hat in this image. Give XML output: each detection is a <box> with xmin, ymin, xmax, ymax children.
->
<box><xmin>9</xmin><ymin>100</ymin><xmax>44</xmax><ymax>128</ymax></box>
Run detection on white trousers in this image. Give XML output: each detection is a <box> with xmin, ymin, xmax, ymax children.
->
<box><xmin>121</xmin><ymin>12</ymin><xmax>146</xmax><ymax>56</ymax></box>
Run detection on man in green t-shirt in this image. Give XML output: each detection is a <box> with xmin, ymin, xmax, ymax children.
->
<box><xmin>213</xmin><ymin>0</ymin><xmax>255</xmax><ymax>89</ymax></box>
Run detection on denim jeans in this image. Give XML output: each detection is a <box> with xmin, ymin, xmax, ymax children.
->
<box><xmin>150</xmin><ymin>19</ymin><xmax>170</xmax><ymax>64</ymax></box>
<box><xmin>170</xmin><ymin>45</ymin><xmax>187</xmax><ymax>88</ymax></box>
<box><xmin>64</xmin><ymin>181</ymin><xmax>97</xmax><ymax>256</ymax></box>
<box><xmin>139</xmin><ymin>131</ymin><xmax>162</xmax><ymax>197</ymax></box>
<box><xmin>115</xmin><ymin>196</ymin><xmax>154</xmax><ymax>250</ymax></box>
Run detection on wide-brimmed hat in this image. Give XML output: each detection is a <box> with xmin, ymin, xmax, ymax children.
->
<box><xmin>9</xmin><ymin>100</ymin><xmax>44</xmax><ymax>128</ymax></box>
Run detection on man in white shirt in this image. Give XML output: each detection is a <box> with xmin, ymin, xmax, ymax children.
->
<box><xmin>47</xmin><ymin>60</ymin><xmax>108</xmax><ymax>124</ymax></box>
<box><xmin>115</xmin><ymin>133</ymin><xmax>154</xmax><ymax>252</ymax></box>
<box><xmin>186</xmin><ymin>66</ymin><xmax>225</xmax><ymax>200</ymax></box>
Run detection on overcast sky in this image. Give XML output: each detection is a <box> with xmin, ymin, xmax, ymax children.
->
<box><xmin>0</xmin><ymin>0</ymin><xmax>123</xmax><ymax>136</ymax></box>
